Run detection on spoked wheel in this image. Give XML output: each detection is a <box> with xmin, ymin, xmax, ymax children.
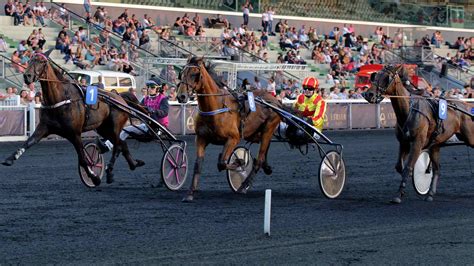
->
<box><xmin>79</xmin><ymin>142</ymin><xmax>105</xmax><ymax>188</ymax></box>
<box><xmin>161</xmin><ymin>144</ymin><xmax>188</xmax><ymax>191</ymax></box>
<box><xmin>319</xmin><ymin>151</ymin><xmax>345</xmax><ymax>199</ymax></box>
<box><xmin>413</xmin><ymin>150</ymin><xmax>433</xmax><ymax>196</ymax></box>
<box><xmin>227</xmin><ymin>147</ymin><xmax>254</xmax><ymax>193</ymax></box>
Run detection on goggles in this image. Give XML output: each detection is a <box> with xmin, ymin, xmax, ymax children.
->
<box><xmin>303</xmin><ymin>86</ymin><xmax>315</xmax><ymax>91</ymax></box>
<box><xmin>147</xmin><ymin>84</ymin><xmax>159</xmax><ymax>89</ymax></box>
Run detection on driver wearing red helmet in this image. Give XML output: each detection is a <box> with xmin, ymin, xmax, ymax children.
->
<box><xmin>294</xmin><ymin>76</ymin><xmax>326</xmax><ymax>132</ymax></box>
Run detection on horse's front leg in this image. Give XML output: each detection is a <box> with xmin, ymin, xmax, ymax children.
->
<box><xmin>183</xmin><ymin>136</ymin><xmax>208</xmax><ymax>202</ymax></box>
<box><xmin>69</xmin><ymin>134</ymin><xmax>101</xmax><ymax>186</ymax></box>
<box><xmin>426</xmin><ymin>146</ymin><xmax>441</xmax><ymax>202</ymax></box>
<box><xmin>392</xmin><ymin>140</ymin><xmax>424</xmax><ymax>204</ymax></box>
<box><xmin>2</xmin><ymin>123</ymin><xmax>49</xmax><ymax>166</ymax></box>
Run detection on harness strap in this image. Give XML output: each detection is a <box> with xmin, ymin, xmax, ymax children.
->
<box><xmin>198</xmin><ymin>107</ymin><xmax>230</xmax><ymax>116</ymax></box>
<box><xmin>41</xmin><ymin>99</ymin><xmax>72</xmax><ymax>109</ymax></box>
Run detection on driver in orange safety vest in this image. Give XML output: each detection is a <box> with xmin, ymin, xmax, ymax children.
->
<box><xmin>294</xmin><ymin>76</ymin><xmax>327</xmax><ymax>132</ymax></box>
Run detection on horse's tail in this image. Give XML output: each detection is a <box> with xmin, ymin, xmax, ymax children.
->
<box><xmin>119</xmin><ymin>92</ymin><xmax>149</xmax><ymax>115</ymax></box>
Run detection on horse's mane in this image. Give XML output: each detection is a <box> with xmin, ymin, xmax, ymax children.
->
<box><xmin>119</xmin><ymin>91</ymin><xmax>149</xmax><ymax>115</ymax></box>
<box><xmin>189</xmin><ymin>57</ymin><xmax>227</xmax><ymax>89</ymax></box>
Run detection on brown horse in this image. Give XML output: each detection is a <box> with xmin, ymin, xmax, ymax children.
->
<box><xmin>363</xmin><ymin>64</ymin><xmax>474</xmax><ymax>203</ymax></box>
<box><xmin>1</xmin><ymin>50</ymin><xmax>144</xmax><ymax>185</ymax></box>
<box><xmin>177</xmin><ymin>57</ymin><xmax>282</xmax><ymax>202</ymax></box>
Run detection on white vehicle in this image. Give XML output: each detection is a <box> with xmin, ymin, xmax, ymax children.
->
<box><xmin>69</xmin><ymin>70</ymin><xmax>136</xmax><ymax>93</ymax></box>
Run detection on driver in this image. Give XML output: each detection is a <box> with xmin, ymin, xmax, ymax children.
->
<box><xmin>119</xmin><ymin>80</ymin><xmax>169</xmax><ymax>141</ymax></box>
<box><xmin>294</xmin><ymin>76</ymin><xmax>327</xmax><ymax>132</ymax></box>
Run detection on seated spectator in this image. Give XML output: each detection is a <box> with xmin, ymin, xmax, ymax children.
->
<box><xmin>34</xmin><ymin>91</ymin><xmax>42</xmax><ymax>105</ymax></box>
<box><xmin>119</xmin><ymin>53</ymin><xmax>135</xmax><ymax>75</ymax></box>
<box><xmin>160</xmin><ymin>65</ymin><xmax>177</xmax><ymax>84</ymax></box>
<box><xmin>13</xmin><ymin>1</ymin><xmax>25</xmax><ymax>26</ymax></box>
<box><xmin>0</xmin><ymin>36</ymin><xmax>7</xmax><ymax>52</ymax></box>
<box><xmin>98</xmin><ymin>45</ymin><xmax>109</xmax><ymax>65</ymax></box>
<box><xmin>72</xmin><ymin>49</ymin><xmax>90</xmax><ymax>69</ymax></box>
<box><xmin>36</xmin><ymin>28</ymin><xmax>46</xmax><ymax>49</ymax></box>
<box><xmin>93</xmin><ymin>6</ymin><xmax>106</xmax><ymax>27</ymax></box>
<box><xmin>4</xmin><ymin>0</ymin><xmax>14</xmax><ymax>17</ymax></box>
<box><xmin>173</xmin><ymin>16</ymin><xmax>185</xmax><ymax>34</ymax></box>
<box><xmin>192</xmin><ymin>13</ymin><xmax>202</xmax><ymax>27</ymax></box>
<box><xmin>112</xmin><ymin>17</ymin><xmax>127</xmax><ymax>35</ymax></box>
<box><xmin>11</xmin><ymin>50</ymin><xmax>28</xmax><ymax>73</ymax></box>
<box><xmin>164</xmin><ymin>85</ymin><xmax>176</xmax><ymax>101</ymax></box>
<box><xmin>160</xmin><ymin>28</ymin><xmax>171</xmax><ymax>40</ymax></box>
<box><xmin>85</xmin><ymin>44</ymin><xmax>99</xmax><ymax>67</ymax></box>
<box><xmin>23</xmin><ymin>0</ymin><xmax>36</xmax><ymax>26</ymax></box>
<box><xmin>19</xmin><ymin>89</ymin><xmax>31</xmax><ymax>105</ymax></box>
<box><xmin>33</xmin><ymin>1</ymin><xmax>47</xmax><ymax>27</ymax></box>
<box><xmin>207</xmin><ymin>14</ymin><xmax>229</xmax><ymax>29</ymax></box>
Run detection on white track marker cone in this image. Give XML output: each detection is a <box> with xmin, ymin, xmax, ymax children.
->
<box><xmin>264</xmin><ymin>189</ymin><xmax>272</xmax><ymax>236</ymax></box>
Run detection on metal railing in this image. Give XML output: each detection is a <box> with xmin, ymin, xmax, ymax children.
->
<box><xmin>0</xmin><ymin>54</ymin><xmax>26</xmax><ymax>89</ymax></box>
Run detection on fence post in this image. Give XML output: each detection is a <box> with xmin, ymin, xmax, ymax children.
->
<box><xmin>348</xmin><ymin>103</ymin><xmax>352</xmax><ymax>129</ymax></box>
<box><xmin>28</xmin><ymin>103</ymin><xmax>36</xmax><ymax>136</ymax></box>
<box><xmin>376</xmin><ymin>104</ymin><xmax>381</xmax><ymax>129</ymax></box>
<box><xmin>181</xmin><ymin>103</ymin><xmax>186</xmax><ymax>135</ymax></box>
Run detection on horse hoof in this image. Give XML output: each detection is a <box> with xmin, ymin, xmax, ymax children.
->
<box><xmin>91</xmin><ymin>176</ymin><xmax>101</xmax><ymax>186</ymax></box>
<box><xmin>217</xmin><ymin>162</ymin><xmax>226</xmax><ymax>172</ymax></box>
<box><xmin>106</xmin><ymin>173</ymin><xmax>114</xmax><ymax>184</ymax></box>
<box><xmin>425</xmin><ymin>196</ymin><xmax>434</xmax><ymax>202</ymax></box>
<box><xmin>263</xmin><ymin>166</ymin><xmax>272</xmax><ymax>175</ymax></box>
<box><xmin>1</xmin><ymin>159</ymin><xmax>13</xmax><ymax>166</ymax></box>
<box><xmin>182</xmin><ymin>194</ymin><xmax>194</xmax><ymax>202</ymax></box>
<box><xmin>136</xmin><ymin>160</ymin><xmax>145</xmax><ymax>167</ymax></box>
<box><xmin>236</xmin><ymin>186</ymin><xmax>249</xmax><ymax>194</ymax></box>
<box><xmin>390</xmin><ymin>197</ymin><xmax>402</xmax><ymax>204</ymax></box>
<box><xmin>130</xmin><ymin>160</ymin><xmax>145</xmax><ymax>171</ymax></box>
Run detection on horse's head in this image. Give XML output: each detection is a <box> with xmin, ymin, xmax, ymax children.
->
<box><xmin>362</xmin><ymin>64</ymin><xmax>404</xmax><ymax>104</ymax></box>
<box><xmin>24</xmin><ymin>49</ymin><xmax>53</xmax><ymax>85</ymax></box>
<box><xmin>176</xmin><ymin>57</ymin><xmax>206</xmax><ymax>103</ymax></box>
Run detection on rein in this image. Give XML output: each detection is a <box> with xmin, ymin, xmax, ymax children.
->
<box><xmin>179</xmin><ymin>64</ymin><xmax>234</xmax><ymax>116</ymax></box>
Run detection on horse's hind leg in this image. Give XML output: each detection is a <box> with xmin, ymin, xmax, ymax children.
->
<box><xmin>120</xmin><ymin>140</ymin><xmax>145</xmax><ymax>170</ymax></box>
<box><xmin>2</xmin><ymin>123</ymin><xmax>49</xmax><ymax>166</ymax></box>
<box><xmin>392</xmin><ymin>140</ymin><xmax>424</xmax><ymax>204</ymax></box>
<box><xmin>105</xmin><ymin>147</ymin><xmax>121</xmax><ymax>184</ymax></box>
<box><xmin>69</xmin><ymin>134</ymin><xmax>101</xmax><ymax>186</ymax></box>
<box><xmin>395</xmin><ymin>141</ymin><xmax>409</xmax><ymax>174</ymax></box>
<box><xmin>426</xmin><ymin>146</ymin><xmax>441</xmax><ymax>202</ymax></box>
<box><xmin>239</xmin><ymin>119</ymin><xmax>278</xmax><ymax>193</ymax></box>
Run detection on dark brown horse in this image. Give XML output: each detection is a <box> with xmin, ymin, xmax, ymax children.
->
<box><xmin>177</xmin><ymin>57</ymin><xmax>282</xmax><ymax>202</ymax></box>
<box><xmin>1</xmin><ymin>50</ymin><xmax>144</xmax><ymax>185</ymax></box>
<box><xmin>363</xmin><ymin>64</ymin><xmax>474</xmax><ymax>203</ymax></box>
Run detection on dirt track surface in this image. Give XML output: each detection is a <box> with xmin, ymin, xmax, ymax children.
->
<box><xmin>1</xmin><ymin>130</ymin><xmax>473</xmax><ymax>264</ymax></box>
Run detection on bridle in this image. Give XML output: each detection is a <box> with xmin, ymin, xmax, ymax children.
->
<box><xmin>177</xmin><ymin>64</ymin><xmax>231</xmax><ymax>98</ymax></box>
<box><xmin>371</xmin><ymin>65</ymin><xmax>401</xmax><ymax>103</ymax></box>
<box><xmin>27</xmin><ymin>53</ymin><xmax>80</xmax><ymax>109</ymax></box>
<box><xmin>177</xmin><ymin>64</ymin><xmax>233</xmax><ymax>116</ymax></box>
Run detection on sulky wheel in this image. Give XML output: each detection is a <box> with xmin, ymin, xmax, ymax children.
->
<box><xmin>319</xmin><ymin>151</ymin><xmax>346</xmax><ymax>199</ymax></box>
<box><xmin>79</xmin><ymin>142</ymin><xmax>105</xmax><ymax>188</ymax></box>
<box><xmin>161</xmin><ymin>144</ymin><xmax>188</xmax><ymax>191</ymax></box>
<box><xmin>227</xmin><ymin>147</ymin><xmax>254</xmax><ymax>193</ymax></box>
<box><xmin>413</xmin><ymin>150</ymin><xmax>433</xmax><ymax>196</ymax></box>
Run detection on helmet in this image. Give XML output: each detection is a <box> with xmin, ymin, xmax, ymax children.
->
<box><xmin>145</xmin><ymin>80</ymin><xmax>159</xmax><ymax>88</ymax></box>
<box><xmin>302</xmin><ymin>77</ymin><xmax>319</xmax><ymax>90</ymax></box>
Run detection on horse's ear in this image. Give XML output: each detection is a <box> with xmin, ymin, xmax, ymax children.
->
<box><xmin>43</xmin><ymin>48</ymin><xmax>54</xmax><ymax>58</ymax></box>
<box><xmin>370</xmin><ymin>72</ymin><xmax>377</xmax><ymax>82</ymax></box>
<box><xmin>186</xmin><ymin>54</ymin><xmax>193</xmax><ymax>63</ymax></box>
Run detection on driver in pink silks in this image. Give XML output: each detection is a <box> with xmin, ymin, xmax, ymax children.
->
<box><xmin>119</xmin><ymin>80</ymin><xmax>169</xmax><ymax>140</ymax></box>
